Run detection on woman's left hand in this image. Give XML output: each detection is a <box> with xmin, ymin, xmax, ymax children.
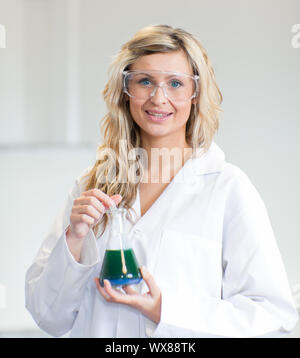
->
<box><xmin>94</xmin><ymin>266</ymin><xmax>161</xmax><ymax>324</ymax></box>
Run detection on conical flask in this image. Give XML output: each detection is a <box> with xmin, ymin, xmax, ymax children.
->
<box><xmin>99</xmin><ymin>206</ymin><xmax>142</xmax><ymax>286</ymax></box>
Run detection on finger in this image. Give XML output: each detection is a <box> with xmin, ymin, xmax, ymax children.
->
<box><xmin>122</xmin><ymin>285</ymin><xmax>138</xmax><ymax>295</ymax></box>
<box><xmin>73</xmin><ymin>204</ymin><xmax>102</xmax><ymax>223</ymax></box>
<box><xmin>82</xmin><ymin>189</ymin><xmax>116</xmax><ymax>208</ymax></box>
<box><xmin>142</xmin><ymin>290</ymin><xmax>151</xmax><ymax>297</ymax></box>
<box><xmin>94</xmin><ymin>278</ymin><xmax>111</xmax><ymax>301</ymax></box>
<box><xmin>104</xmin><ymin>280</ymin><xmax>134</xmax><ymax>305</ymax></box>
<box><xmin>103</xmin><ymin>280</ymin><xmax>125</xmax><ymax>299</ymax></box>
<box><xmin>71</xmin><ymin>213</ymin><xmax>94</xmax><ymax>226</ymax></box>
<box><xmin>110</xmin><ymin>194</ymin><xmax>123</xmax><ymax>206</ymax></box>
<box><xmin>74</xmin><ymin>196</ymin><xmax>106</xmax><ymax>214</ymax></box>
<box><xmin>140</xmin><ymin>266</ymin><xmax>160</xmax><ymax>298</ymax></box>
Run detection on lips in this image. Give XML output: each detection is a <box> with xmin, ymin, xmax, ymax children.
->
<box><xmin>145</xmin><ymin>110</ymin><xmax>173</xmax><ymax>122</ymax></box>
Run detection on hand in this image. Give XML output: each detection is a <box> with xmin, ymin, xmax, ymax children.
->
<box><xmin>94</xmin><ymin>266</ymin><xmax>162</xmax><ymax>324</ymax></box>
<box><xmin>68</xmin><ymin>189</ymin><xmax>122</xmax><ymax>240</ymax></box>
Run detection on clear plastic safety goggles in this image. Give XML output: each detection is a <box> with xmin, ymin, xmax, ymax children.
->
<box><xmin>123</xmin><ymin>69</ymin><xmax>199</xmax><ymax>102</ymax></box>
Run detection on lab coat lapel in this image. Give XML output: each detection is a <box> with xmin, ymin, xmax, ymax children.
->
<box><xmin>128</xmin><ymin>141</ymin><xmax>225</xmax><ymax>234</ymax></box>
<box><xmin>190</xmin><ymin>141</ymin><xmax>225</xmax><ymax>176</ymax></box>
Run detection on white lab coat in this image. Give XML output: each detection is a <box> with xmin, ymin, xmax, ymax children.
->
<box><xmin>25</xmin><ymin>142</ymin><xmax>298</xmax><ymax>338</ymax></box>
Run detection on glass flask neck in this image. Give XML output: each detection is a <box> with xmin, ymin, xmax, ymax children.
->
<box><xmin>106</xmin><ymin>207</ymin><xmax>128</xmax><ymax>250</ymax></box>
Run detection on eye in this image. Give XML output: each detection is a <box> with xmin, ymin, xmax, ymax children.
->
<box><xmin>169</xmin><ymin>79</ymin><xmax>182</xmax><ymax>88</ymax></box>
<box><xmin>138</xmin><ymin>77</ymin><xmax>152</xmax><ymax>86</ymax></box>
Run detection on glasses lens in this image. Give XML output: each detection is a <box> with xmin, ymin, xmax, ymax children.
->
<box><xmin>125</xmin><ymin>72</ymin><xmax>196</xmax><ymax>101</ymax></box>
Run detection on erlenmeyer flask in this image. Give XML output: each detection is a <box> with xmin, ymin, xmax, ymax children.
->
<box><xmin>99</xmin><ymin>206</ymin><xmax>142</xmax><ymax>287</ymax></box>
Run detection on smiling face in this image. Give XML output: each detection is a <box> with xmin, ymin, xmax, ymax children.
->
<box><xmin>127</xmin><ymin>50</ymin><xmax>197</xmax><ymax>147</ymax></box>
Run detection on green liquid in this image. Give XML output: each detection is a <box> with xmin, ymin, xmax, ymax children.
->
<box><xmin>99</xmin><ymin>249</ymin><xmax>142</xmax><ymax>286</ymax></box>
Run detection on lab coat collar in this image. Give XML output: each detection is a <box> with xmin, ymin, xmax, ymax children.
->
<box><xmin>129</xmin><ymin>141</ymin><xmax>225</xmax><ymax>232</ymax></box>
<box><xmin>187</xmin><ymin>141</ymin><xmax>225</xmax><ymax>176</ymax></box>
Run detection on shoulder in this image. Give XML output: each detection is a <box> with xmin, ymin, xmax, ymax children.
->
<box><xmin>70</xmin><ymin>166</ymin><xmax>94</xmax><ymax>197</ymax></box>
<box><xmin>76</xmin><ymin>165</ymin><xmax>94</xmax><ymax>183</ymax></box>
<box><xmin>221</xmin><ymin>161</ymin><xmax>267</xmax><ymax>218</ymax></box>
<box><xmin>222</xmin><ymin>161</ymin><xmax>261</xmax><ymax>194</ymax></box>
<box><xmin>191</xmin><ymin>142</ymin><xmax>264</xmax><ymax>205</ymax></box>
<box><xmin>222</xmin><ymin>162</ymin><xmax>254</xmax><ymax>186</ymax></box>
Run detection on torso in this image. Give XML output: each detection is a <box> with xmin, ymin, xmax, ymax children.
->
<box><xmin>139</xmin><ymin>182</ymin><xmax>170</xmax><ymax>217</ymax></box>
<box><xmin>138</xmin><ymin>146</ymin><xmax>193</xmax><ymax>217</ymax></box>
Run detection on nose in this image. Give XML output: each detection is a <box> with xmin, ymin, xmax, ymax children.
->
<box><xmin>150</xmin><ymin>84</ymin><xmax>168</xmax><ymax>104</ymax></box>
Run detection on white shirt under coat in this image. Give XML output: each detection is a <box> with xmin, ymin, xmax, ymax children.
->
<box><xmin>25</xmin><ymin>142</ymin><xmax>299</xmax><ymax>337</ymax></box>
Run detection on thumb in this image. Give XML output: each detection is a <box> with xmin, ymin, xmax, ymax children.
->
<box><xmin>110</xmin><ymin>194</ymin><xmax>122</xmax><ymax>206</ymax></box>
<box><xmin>141</xmin><ymin>266</ymin><xmax>160</xmax><ymax>298</ymax></box>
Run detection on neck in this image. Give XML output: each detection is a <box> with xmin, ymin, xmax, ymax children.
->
<box><xmin>140</xmin><ymin>132</ymin><xmax>193</xmax><ymax>183</ymax></box>
<box><xmin>140</xmin><ymin>131</ymin><xmax>191</xmax><ymax>153</ymax></box>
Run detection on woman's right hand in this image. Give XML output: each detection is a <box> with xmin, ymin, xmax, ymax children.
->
<box><xmin>67</xmin><ymin>189</ymin><xmax>122</xmax><ymax>240</ymax></box>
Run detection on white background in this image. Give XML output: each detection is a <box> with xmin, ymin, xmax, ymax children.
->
<box><xmin>0</xmin><ymin>0</ymin><xmax>299</xmax><ymax>337</ymax></box>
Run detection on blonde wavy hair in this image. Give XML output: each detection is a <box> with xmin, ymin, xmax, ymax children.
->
<box><xmin>82</xmin><ymin>24</ymin><xmax>223</xmax><ymax>237</ymax></box>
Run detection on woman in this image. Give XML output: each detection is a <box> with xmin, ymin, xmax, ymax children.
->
<box><xmin>25</xmin><ymin>24</ymin><xmax>298</xmax><ymax>338</ymax></box>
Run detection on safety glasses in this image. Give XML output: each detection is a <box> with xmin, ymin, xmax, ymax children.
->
<box><xmin>123</xmin><ymin>70</ymin><xmax>199</xmax><ymax>102</ymax></box>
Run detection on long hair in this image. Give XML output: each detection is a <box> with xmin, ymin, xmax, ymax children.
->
<box><xmin>82</xmin><ymin>24</ymin><xmax>223</xmax><ymax>237</ymax></box>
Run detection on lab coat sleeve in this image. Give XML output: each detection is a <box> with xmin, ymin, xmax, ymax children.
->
<box><xmin>150</xmin><ymin>167</ymin><xmax>299</xmax><ymax>338</ymax></box>
<box><xmin>25</xmin><ymin>167</ymin><xmax>100</xmax><ymax>337</ymax></box>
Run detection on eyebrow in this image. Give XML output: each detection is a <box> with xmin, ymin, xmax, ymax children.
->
<box><xmin>133</xmin><ymin>71</ymin><xmax>186</xmax><ymax>79</ymax></box>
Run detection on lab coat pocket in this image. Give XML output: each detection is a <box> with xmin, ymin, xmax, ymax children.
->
<box><xmin>154</xmin><ymin>229</ymin><xmax>222</xmax><ymax>298</ymax></box>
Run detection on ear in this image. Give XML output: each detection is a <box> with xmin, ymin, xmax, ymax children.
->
<box><xmin>191</xmin><ymin>97</ymin><xmax>199</xmax><ymax>105</ymax></box>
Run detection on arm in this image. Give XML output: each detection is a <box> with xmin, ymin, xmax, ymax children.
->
<box><xmin>25</xmin><ymin>169</ymin><xmax>100</xmax><ymax>337</ymax></box>
<box><xmin>149</xmin><ymin>169</ymin><xmax>298</xmax><ymax>337</ymax></box>
<box><xmin>65</xmin><ymin>225</ymin><xmax>86</xmax><ymax>262</ymax></box>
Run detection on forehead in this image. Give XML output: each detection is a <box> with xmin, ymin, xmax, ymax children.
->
<box><xmin>130</xmin><ymin>50</ymin><xmax>193</xmax><ymax>75</ymax></box>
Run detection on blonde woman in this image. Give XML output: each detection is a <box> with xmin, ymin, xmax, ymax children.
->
<box><xmin>25</xmin><ymin>25</ymin><xmax>298</xmax><ymax>338</ymax></box>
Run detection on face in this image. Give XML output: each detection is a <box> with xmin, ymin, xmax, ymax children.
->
<box><xmin>126</xmin><ymin>50</ymin><xmax>197</xmax><ymax>146</ymax></box>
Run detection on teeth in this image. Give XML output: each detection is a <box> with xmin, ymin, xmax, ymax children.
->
<box><xmin>148</xmin><ymin>111</ymin><xmax>168</xmax><ymax>117</ymax></box>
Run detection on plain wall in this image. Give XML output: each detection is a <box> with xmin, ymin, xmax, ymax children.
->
<box><xmin>0</xmin><ymin>0</ymin><xmax>299</xmax><ymax>335</ymax></box>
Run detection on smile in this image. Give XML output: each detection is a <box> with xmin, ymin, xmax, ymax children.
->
<box><xmin>145</xmin><ymin>110</ymin><xmax>173</xmax><ymax>122</ymax></box>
